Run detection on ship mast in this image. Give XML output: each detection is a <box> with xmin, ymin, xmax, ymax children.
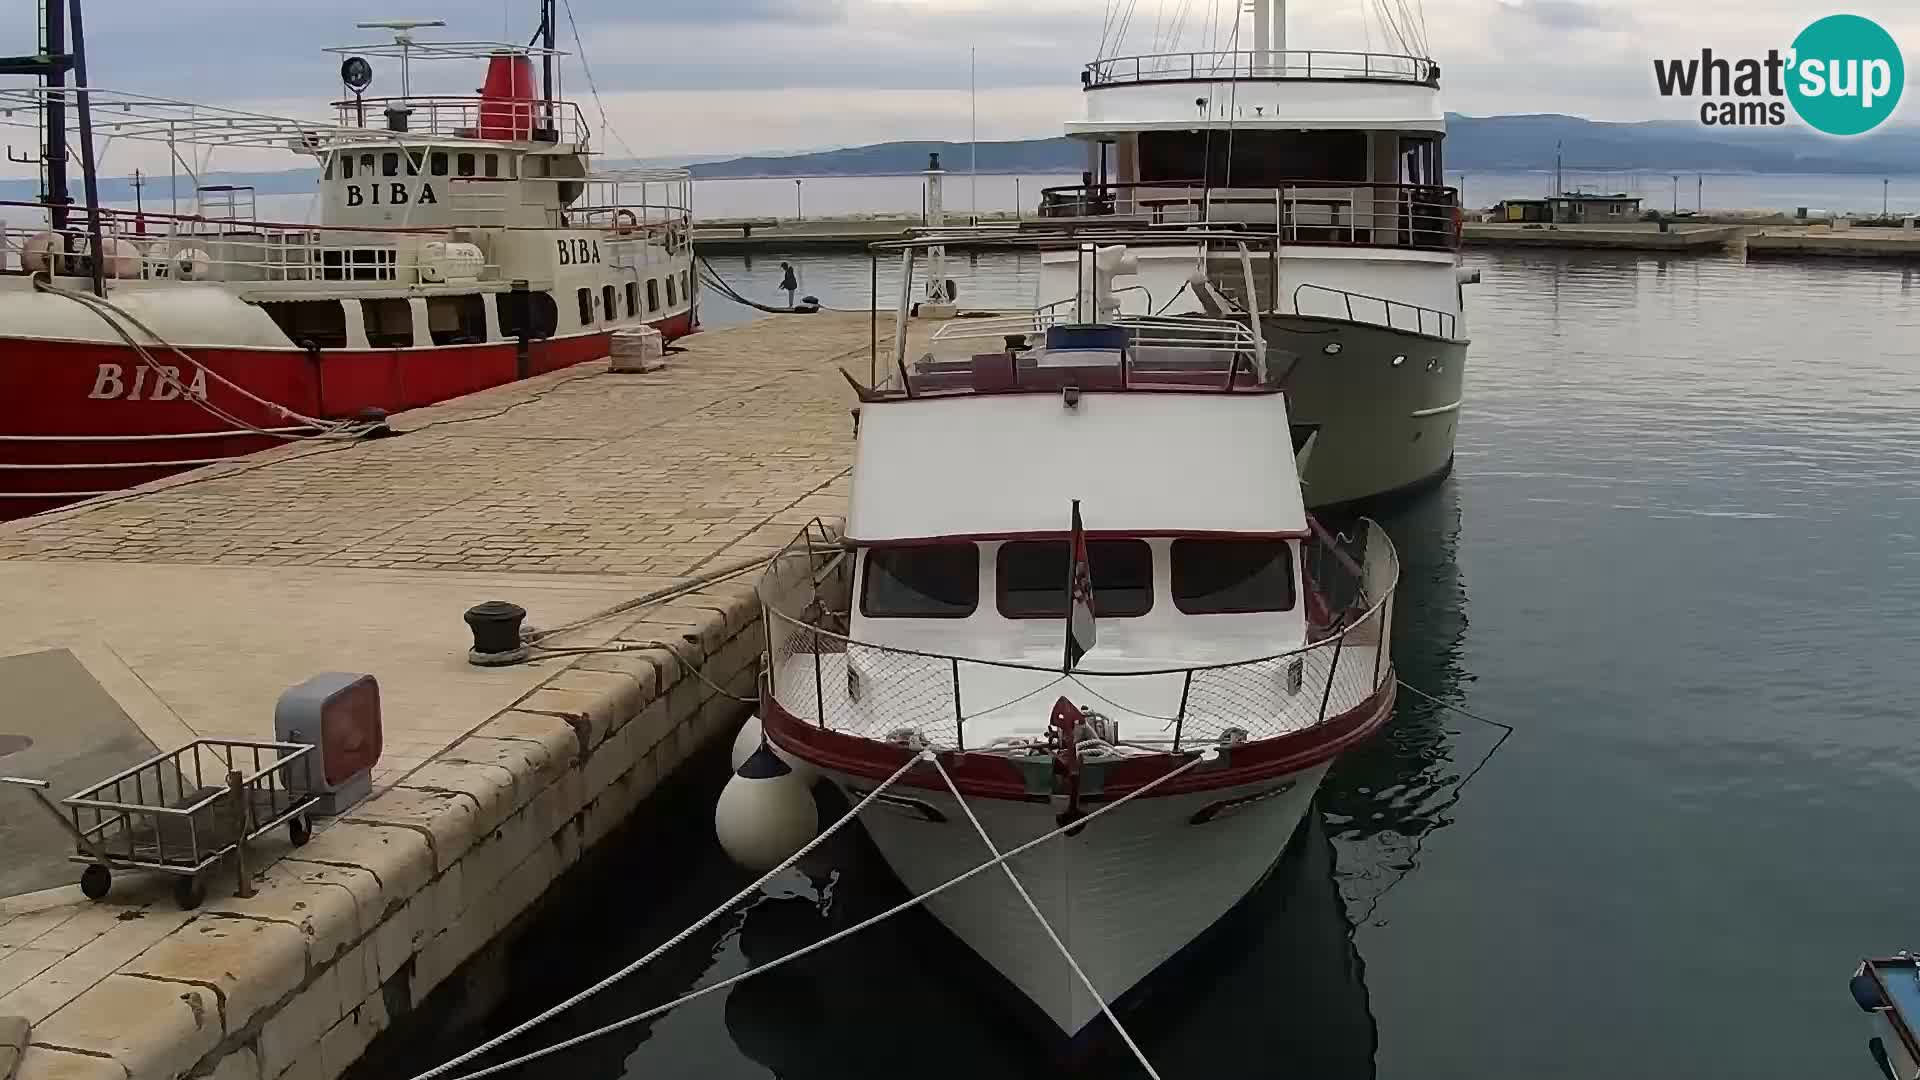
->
<box><xmin>0</xmin><ymin>0</ymin><xmax>72</xmax><ymax>231</ymax></box>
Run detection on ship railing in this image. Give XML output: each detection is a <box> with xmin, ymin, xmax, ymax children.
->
<box><xmin>1084</xmin><ymin>49</ymin><xmax>1437</xmax><ymax>87</ymax></box>
<box><xmin>328</xmin><ymin>96</ymin><xmax>592</xmax><ymax>146</ymax></box>
<box><xmin>1037</xmin><ymin>180</ymin><xmax>1461</xmax><ymax>252</ymax></box>
<box><xmin>1290</xmin><ymin>282</ymin><xmax>1457</xmax><ymax>339</ymax></box>
<box><xmin>757</xmin><ymin>520</ymin><xmax>1398</xmax><ymax>753</ymax></box>
<box><xmin>0</xmin><ymin>202</ymin><xmax>500</xmax><ymax>286</ymax></box>
<box><xmin>921</xmin><ymin>311</ymin><xmax>1262</xmax><ymax>381</ymax></box>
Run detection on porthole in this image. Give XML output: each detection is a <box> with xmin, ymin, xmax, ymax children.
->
<box><xmin>1323</xmin><ymin>342</ymin><xmax>1342</xmax><ymax>355</ymax></box>
<box><xmin>1391</xmin><ymin>354</ymin><xmax>1406</xmax><ymax>367</ymax></box>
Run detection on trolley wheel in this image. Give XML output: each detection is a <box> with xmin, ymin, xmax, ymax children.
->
<box><xmin>173</xmin><ymin>873</ymin><xmax>207</xmax><ymax>911</ymax></box>
<box><xmin>80</xmin><ymin>864</ymin><xmax>112</xmax><ymax>901</ymax></box>
<box><xmin>289</xmin><ymin>814</ymin><xmax>312</xmax><ymax>847</ymax></box>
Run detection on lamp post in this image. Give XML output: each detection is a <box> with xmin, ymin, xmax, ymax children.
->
<box><xmin>1672</xmin><ymin>174</ymin><xmax>1679</xmax><ymax>215</ymax></box>
<box><xmin>794</xmin><ymin>178</ymin><xmax>803</xmax><ymax>221</ymax></box>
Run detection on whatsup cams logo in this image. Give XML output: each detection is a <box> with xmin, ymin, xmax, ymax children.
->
<box><xmin>1652</xmin><ymin>14</ymin><xmax>1905</xmax><ymax>135</ymax></box>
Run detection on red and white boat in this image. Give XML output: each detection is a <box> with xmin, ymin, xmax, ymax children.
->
<box><xmin>0</xmin><ymin>3</ymin><xmax>695</xmax><ymax>518</ymax></box>
<box><xmin>750</xmin><ymin>233</ymin><xmax>1400</xmax><ymax>1046</ymax></box>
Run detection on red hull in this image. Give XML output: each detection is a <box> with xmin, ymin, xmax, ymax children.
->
<box><xmin>0</xmin><ymin>310</ymin><xmax>696</xmax><ymax>518</ymax></box>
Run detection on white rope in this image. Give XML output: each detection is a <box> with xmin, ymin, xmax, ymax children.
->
<box><xmin>928</xmin><ymin>756</ymin><xmax>1163</xmax><ymax>1078</ymax></box>
<box><xmin>428</xmin><ymin>751</ymin><xmax>1212</xmax><ymax>1080</ymax></box>
<box><xmin>408</xmin><ymin>749</ymin><xmax>932</xmax><ymax>1080</ymax></box>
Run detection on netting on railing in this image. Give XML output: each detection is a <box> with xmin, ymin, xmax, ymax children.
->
<box><xmin>758</xmin><ymin>520</ymin><xmax>1399</xmax><ymax>752</ymax></box>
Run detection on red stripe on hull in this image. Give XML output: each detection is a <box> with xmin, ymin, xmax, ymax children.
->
<box><xmin>0</xmin><ymin>309</ymin><xmax>697</xmax><ymax>519</ymax></box>
<box><xmin>761</xmin><ymin>675</ymin><xmax>1396</xmax><ymax>802</ymax></box>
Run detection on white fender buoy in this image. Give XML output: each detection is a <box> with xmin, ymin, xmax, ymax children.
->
<box><xmin>23</xmin><ymin>232</ymin><xmax>59</xmax><ymax>273</ymax></box>
<box><xmin>102</xmin><ymin>238</ymin><xmax>141</xmax><ymax>279</ymax></box>
<box><xmin>173</xmin><ymin>248</ymin><xmax>211</xmax><ymax>281</ymax></box>
<box><xmin>729</xmin><ymin>715</ymin><xmax>817</xmax><ymax>785</ymax></box>
<box><xmin>715</xmin><ymin>744</ymin><xmax>818</xmax><ymax>873</ymax></box>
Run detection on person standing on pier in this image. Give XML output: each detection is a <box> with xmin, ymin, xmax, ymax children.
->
<box><xmin>778</xmin><ymin>262</ymin><xmax>798</xmax><ymax>308</ymax></box>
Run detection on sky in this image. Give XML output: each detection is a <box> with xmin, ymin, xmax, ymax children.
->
<box><xmin>0</xmin><ymin>0</ymin><xmax>1915</xmax><ymax>172</ymax></box>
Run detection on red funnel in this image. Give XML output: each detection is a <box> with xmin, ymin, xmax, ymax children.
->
<box><xmin>477</xmin><ymin>51</ymin><xmax>536</xmax><ymax>140</ymax></box>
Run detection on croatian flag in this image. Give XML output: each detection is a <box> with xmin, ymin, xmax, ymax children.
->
<box><xmin>1065</xmin><ymin>500</ymin><xmax>1097</xmax><ymax>671</ymax></box>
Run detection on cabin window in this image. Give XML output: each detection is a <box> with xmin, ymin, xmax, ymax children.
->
<box><xmin>1398</xmin><ymin>135</ymin><xmax>1440</xmax><ymax>187</ymax></box>
<box><xmin>996</xmin><ymin>539</ymin><xmax>1153</xmax><ymax>618</ymax></box>
<box><xmin>497</xmin><ymin>290</ymin><xmax>558</xmax><ymax>339</ymax></box>
<box><xmin>359</xmin><ymin>153</ymin><xmax>375</xmax><ymax>176</ymax></box>
<box><xmin>624</xmin><ymin>282</ymin><xmax>638</xmax><ymax>317</ymax></box>
<box><xmin>1136</xmin><ymin>130</ymin><xmax>1368</xmax><ymax>186</ymax></box>
<box><xmin>381</xmin><ymin>152</ymin><xmax>399</xmax><ymax>177</ymax></box>
<box><xmin>861</xmin><ymin>545</ymin><xmax>979</xmax><ymax>618</ymax></box>
<box><xmin>646</xmin><ymin>279</ymin><xmax>660</xmax><ymax>313</ymax></box>
<box><xmin>361</xmin><ymin>298</ymin><xmax>414</xmax><ymax>348</ymax></box>
<box><xmin>1171</xmin><ymin>539</ymin><xmax>1296</xmax><ymax>614</ymax></box>
<box><xmin>456</xmin><ymin>153</ymin><xmax>476</xmax><ymax>177</ymax></box>
<box><xmin>340</xmin><ymin>156</ymin><xmax>354</xmax><ymax>180</ymax></box>
<box><xmin>576</xmin><ymin>287</ymin><xmax>594</xmax><ymax>325</ymax></box>
<box><xmin>259</xmin><ymin>300</ymin><xmax>347</xmax><ymax>350</ymax></box>
<box><xmin>427</xmin><ymin>295</ymin><xmax>487</xmax><ymax>345</ymax></box>
<box><xmin>406</xmin><ymin>150</ymin><xmax>423</xmax><ymax>176</ymax></box>
<box><xmin>665</xmin><ymin>274</ymin><xmax>677</xmax><ymax>307</ymax></box>
<box><xmin>430</xmin><ymin>152</ymin><xmax>448</xmax><ymax>177</ymax></box>
<box><xmin>484</xmin><ymin>154</ymin><xmax>501</xmax><ymax>178</ymax></box>
<box><xmin>680</xmin><ymin>270</ymin><xmax>690</xmax><ymax>302</ymax></box>
<box><xmin>603</xmin><ymin>285</ymin><xmax>618</xmax><ymax>321</ymax></box>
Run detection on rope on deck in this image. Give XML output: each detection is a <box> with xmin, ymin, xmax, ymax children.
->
<box><xmin>929</xmin><ymin>754</ymin><xmax>1165</xmax><ymax>1079</ymax></box>
<box><xmin>418</xmin><ymin>749</ymin><xmax>1212</xmax><ymax>1080</ymax></box>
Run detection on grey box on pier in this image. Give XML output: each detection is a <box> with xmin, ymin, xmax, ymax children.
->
<box><xmin>273</xmin><ymin>672</ymin><xmax>382</xmax><ymax>816</ymax></box>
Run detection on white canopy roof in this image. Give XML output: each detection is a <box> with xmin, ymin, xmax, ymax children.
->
<box><xmin>846</xmin><ymin>390</ymin><xmax>1307</xmax><ymax>542</ymax></box>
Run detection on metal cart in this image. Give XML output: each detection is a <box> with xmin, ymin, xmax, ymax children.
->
<box><xmin>2</xmin><ymin>738</ymin><xmax>320</xmax><ymax>909</ymax></box>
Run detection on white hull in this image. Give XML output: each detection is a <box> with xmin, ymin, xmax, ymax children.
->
<box><xmin>822</xmin><ymin>762</ymin><xmax>1331</xmax><ymax>1038</ymax></box>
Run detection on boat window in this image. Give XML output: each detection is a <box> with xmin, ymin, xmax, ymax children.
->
<box><xmin>484</xmin><ymin>154</ymin><xmax>500</xmax><ymax>178</ymax></box>
<box><xmin>646</xmin><ymin>279</ymin><xmax>660</xmax><ymax>313</ymax></box>
<box><xmin>1399</xmin><ymin>135</ymin><xmax>1439</xmax><ymax>187</ymax></box>
<box><xmin>861</xmin><ymin>545</ymin><xmax>978</xmax><ymax>618</ymax></box>
<box><xmin>996</xmin><ymin>540</ymin><xmax>1153</xmax><ymax>619</ymax></box>
<box><xmin>325</xmin><ymin>156</ymin><xmax>336</xmax><ymax>180</ymax></box>
<box><xmin>430</xmin><ymin>152</ymin><xmax>449</xmax><ymax>177</ymax></box>
<box><xmin>359</xmin><ymin>153</ymin><xmax>375</xmax><ymax>177</ymax></box>
<box><xmin>340</xmin><ymin>155</ymin><xmax>354</xmax><ymax>180</ymax></box>
<box><xmin>381</xmin><ymin>152</ymin><xmax>399</xmax><ymax>178</ymax></box>
<box><xmin>576</xmin><ymin>287</ymin><xmax>594</xmax><ymax>325</ymax></box>
<box><xmin>625</xmin><ymin>281</ymin><xmax>639</xmax><ymax>317</ymax></box>
<box><xmin>497</xmin><ymin>290</ymin><xmax>557</xmax><ymax>339</ymax></box>
<box><xmin>665</xmin><ymin>274</ymin><xmax>677</xmax><ymax>307</ymax></box>
<box><xmin>259</xmin><ymin>300</ymin><xmax>347</xmax><ymax>350</ymax></box>
<box><xmin>603</xmin><ymin>285</ymin><xmax>618</xmax><ymax>322</ymax></box>
<box><xmin>1137</xmin><ymin>130</ymin><xmax>1368</xmax><ymax>186</ymax></box>
<box><xmin>406</xmin><ymin>150</ymin><xmax>423</xmax><ymax>176</ymax></box>
<box><xmin>456</xmin><ymin>153</ymin><xmax>476</xmax><ymax>177</ymax></box>
<box><xmin>426</xmin><ymin>295</ymin><xmax>487</xmax><ymax>346</ymax></box>
<box><xmin>1171</xmin><ymin>539</ymin><xmax>1296</xmax><ymax>614</ymax></box>
<box><xmin>361</xmin><ymin>298</ymin><xmax>414</xmax><ymax>348</ymax></box>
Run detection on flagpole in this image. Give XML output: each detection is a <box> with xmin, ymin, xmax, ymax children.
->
<box><xmin>1064</xmin><ymin>498</ymin><xmax>1079</xmax><ymax>672</ymax></box>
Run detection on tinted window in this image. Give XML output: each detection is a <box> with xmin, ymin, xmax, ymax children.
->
<box><xmin>430</xmin><ymin>152</ymin><xmax>448</xmax><ymax>176</ymax></box>
<box><xmin>603</xmin><ymin>285</ymin><xmax>618</xmax><ymax>321</ymax></box>
<box><xmin>456</xmin><ymin>153</ymin><xmax>476</xmax><ymax>177</ymax></box>
<box><xmin>426</xmin><ymin>295</ymin><xmax>486</xmax><ymax>345</ymax></box>
<box><xmin>359</xmin><ymin>153</ymin><xmax>374</xmax><ymax>176</ymax></box>
<box><xmin>381</xmin><ymin>152</ymin><xmax>399</xmax><ymax>177</ymax></box>
<box><xmin>361</xmin><ymin>297</ymin><xmax>412</xmax><ymax>348</ymax></box>
<box><xmin>666</xmin><ymin>274</ymin><xmax>677</xmax><ymax>306</ymax></box>
<box><xmin>625</xmin><ymin>281</ymin><xmax>638</xmax><ymax>317</ymax></box>
<box><xmin>646</xmin><ymin>279</ymin><xmax>660</xmax><ymax>312</ymax></box>
<box><xmin>498</xmin><ymin>291</ymin><xmax>557</xmax><ymax>340</ymax></box>
<box><xmin>576</xmin><ymin>287</ymin><xmax>594</xmax><ymax>325</ymax></box>
<box><xmin>861</xmin><ymin>545</ymin><xmax>978</xmax><ymax>618</ymax></box>
<box><xmin>483</xmin><ymin>153</ymin><xmax>500</xmax><ymax>178</ymax></box>
<box><xmin>997</xmin><ymin>540</ymin><xmax>1152</xmax><ymax>618</ymax></box>
<box><xmin>340</xmin><ymin>155</ymin><xmax>354</xmax><ymax>179</ymax></box>
<box><xmin>260</xmin><ymin>300</ymin><xmax>347</xmax><ymax>350</ymax></box>
<box><xmin>1171</xmin><ymin>539</ymin><xmax>1295</xmax><ymax>614</ymax></box>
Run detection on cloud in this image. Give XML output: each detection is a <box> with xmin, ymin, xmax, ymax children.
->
<box><xmin>1492</xmin><ymin>0</ymin><xmax>1616</xmax><ymax>33</ymax></box>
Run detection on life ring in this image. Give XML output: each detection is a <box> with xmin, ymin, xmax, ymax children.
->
<box><xmin>613</xmin><ymin>208</ymin><xmax>639</xmax><ymax>236</ymax></box>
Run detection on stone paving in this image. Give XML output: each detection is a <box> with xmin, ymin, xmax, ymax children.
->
<box><xmin>0</xmin><ymin>312</ymin><xmax>894</xmax><ymax>1080</ymax></box>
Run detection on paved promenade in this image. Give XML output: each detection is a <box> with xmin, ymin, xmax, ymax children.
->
<box><xmin>0</xmin><ymin>312</ymin><xmax>882</xmax><ymax>1080</ymax></box>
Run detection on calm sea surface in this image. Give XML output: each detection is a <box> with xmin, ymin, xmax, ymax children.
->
<box><xmin>376</xmin><ymin>248</ymin><xmax>1920</xmax><ymax>1079</ymax></box>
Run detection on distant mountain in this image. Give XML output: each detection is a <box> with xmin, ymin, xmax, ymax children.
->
<box><xmin>689</xmin><ymin>114</ymin><xmax>1920</xmax><ymax>178</ymax></box>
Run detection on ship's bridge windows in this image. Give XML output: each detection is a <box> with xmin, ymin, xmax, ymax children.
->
<box><xmin>430</xmin><ymin>152</ymin><xmax>449</xmax><ymax>177</ymax></box>
<box><xmin>362</xmin><ymin>298</ymin><xmax>413</xmax><ymax>348</ymax></box>
<box><xmin>497</xmin><ymin>290</ymin><xmax>558</xmax><ymax>339</ymax></box>
<box><xmin>484</xmin><ymin>153</ymin><xmax>501</xmax><ymax>178</ymax></box>
<box><xmin>359</xmin><ymin>153</ymin><xmax>375</xmax><ymax>177</ymax></box>
<box><xmin>1171</xmin><ymin>539</ymin><xmax>1296</xmax><ymax>614</ymax></box>
<box><xmin>457</xmin><ymin>153</ymin><xmax>476</xmax><ymax>178</ymax></box>
<box><xmin>427</xmin><ymin>295</ymin><xmax>486</xmax><ymax>346</ymax></box>
<box><xmin>340</xmin><ymin>155</ymin><xmax>354</xmax><ymax>180</ymax></box>
<box><xmin>259</xmin><ymin>299</ymin><xmax>347</xmax><ymax>350</ymax></box>
<box><xmin>996</xmin><ymin>539</ymin><xmax>1153</xmax><ymax>619</ymax></box>
<box><xmin>381</xmin><ymin>152</ymin><xmax>400</xmax><ymax>178</ymax></box>
<box><xmin>1136</xmin><ymin>130</ymin><xmax>1369</xmax><ymax>186</ymax></box>
<box><xmin>861</xmin><ymin>545</ymin><xmax>979</xmax><ymax>619</ymax></box>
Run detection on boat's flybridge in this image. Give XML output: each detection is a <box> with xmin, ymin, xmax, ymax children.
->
<box><xmin>757</xmin><ymin>231</ymin><xmax>1397</xmax><ymax>758</ymax></box>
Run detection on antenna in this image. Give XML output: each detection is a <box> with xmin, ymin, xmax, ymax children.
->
<box><xmin>355</xmin><ymin>19</ymin><xmax>446</xmax><ymax>96</ymax></box>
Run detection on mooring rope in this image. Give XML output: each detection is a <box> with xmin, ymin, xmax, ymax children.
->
<box><xmin>929</xmin><ymin>755</ymin><xmax>1164</xmax><ymax>1079</ymax></box>
<box><xmin>421</xmin><ymin>750</ymin><xmax>1211</xmax><ymax>1080</ymax></box>
<box><xmin>409</xmin><ymin>750</ymin><xmax>931</xmax><ymax>1080</ymax></box>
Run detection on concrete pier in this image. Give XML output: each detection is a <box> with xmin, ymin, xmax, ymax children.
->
<box><xmin>1462</xmin><ymin>222</ymin><xmax>1743</xmax><ymax>251</ymax></box>
<box><xmin>1745</xmin><ymin>225</ymin><xmax>1920</xmax><ymax>260</ymax></box>
<box><xmin>0</xmin><ymin>314</ymin><xmax>884</xmax><ymax>1080</ymax></box>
